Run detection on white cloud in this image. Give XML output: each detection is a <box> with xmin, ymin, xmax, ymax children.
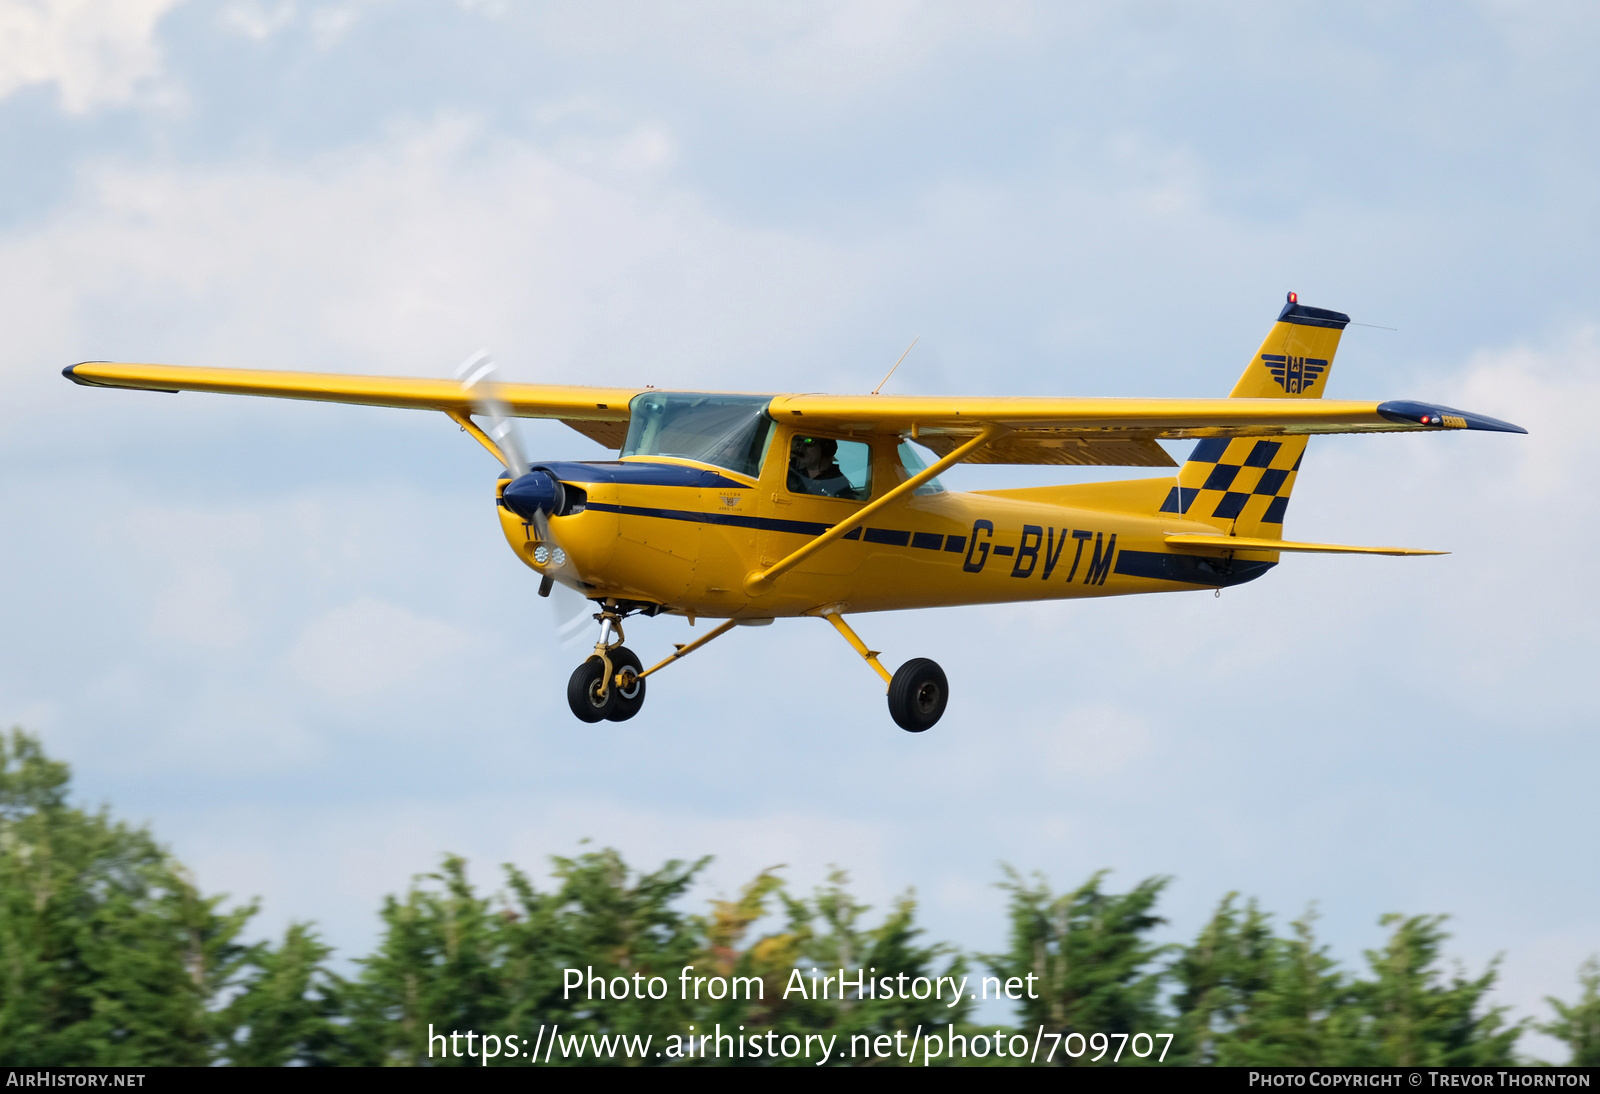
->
<box><xmin>218</xmin><ymin>0</ymin><xmax>293</xmax><ymax>41</ymax></box>
<box><xmin>1451</xmin><ymin>330</ymin><xmax>1600</xmax><ymax>499</ymax></box>
<box><xmin>525</xmin><ymin>0</ymin><xmax>1038</xmax><ymax>102</ymax></box>
<box><xmin>216</xmin><ymin>0</ymin><xmax>381</xmax><ymax>47</ymax></box>
<box><xmin>0</xmin><ymin>114</ymin><xmax>861</xmax><ymax>438</ymax></box>
<box><xmin>0</xmin><ymin>0</ymin><xmax>185</xmax><ymax>111</ymax></box>
<box><xmin>286</xmin><ymin>596</ymin><xmax>469</xmax><ymax>697</ymax></box>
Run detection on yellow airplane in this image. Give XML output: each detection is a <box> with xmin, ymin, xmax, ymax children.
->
<box><xmin>65</xmin><ymin>294</ymin><xmax>1523</xmax><ymax>731</ymax></box>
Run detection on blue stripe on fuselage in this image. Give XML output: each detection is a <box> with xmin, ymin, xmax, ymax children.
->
<box><xmin>1113</xmin><ymin>549</ymin><xmax>1274</xmax><ymax>588</ymax></box>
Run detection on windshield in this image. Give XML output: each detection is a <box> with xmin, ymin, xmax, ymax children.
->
<box><xmin>897</xmin><ymin>441</ymin><xmax>946</xmax><ymax>495</ymax></box>
<box><xmin>621</xmin><ymin>392</ymin><xmax>776</xmax><ymax>478</ymax></box>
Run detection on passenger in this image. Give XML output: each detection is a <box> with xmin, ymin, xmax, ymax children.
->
<box><xmin>788</xmin><ymin>436</ymin><xmax>856</xmax><ymax>498</ymax></box>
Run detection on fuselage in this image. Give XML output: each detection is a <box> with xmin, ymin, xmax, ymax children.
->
<box><xmin>497</xmin><ymin>423</ymin><xmax>1276</xmax><ymax>620</ymax></box>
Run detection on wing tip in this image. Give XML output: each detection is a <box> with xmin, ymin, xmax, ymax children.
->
<box><xmin>63</xmin><ymin>362</ymin><xmax>180</xmax><ymax>393</ymax></box>
<box><xmin>1377</xmin><ymin>400</ymin><xmax>1527</xmax><ymax>434</ymax></box>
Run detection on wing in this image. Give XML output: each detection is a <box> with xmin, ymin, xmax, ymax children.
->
<box><xmin>65</xmin><ymin>363</ymin><xmax>1526</xmax><ymax>467</ymax></box>
<box><xmin>63</xmin><ymin>362</ymin><xmax>641</xmax><ymax>449</ymax></box>
<box><xmin>767</xmin><ymin>394</ymin><xmax>1526</xmax><ymax>467</ymax></box>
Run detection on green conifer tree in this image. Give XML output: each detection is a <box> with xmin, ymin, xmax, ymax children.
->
<box><xmin>0</xmin><ymin>729</ymin><xmax>254</xmax><ymax>1065</ymax></box>
<box><xmin>1540</xmin><ymin>957</ymin><xmax>1600</xmax><ymax>1066</ymax></box>
<box><xmin>762</xmin><ymin>869</ymin><xmax>969</xmax><ymax>1063</ymax></box>
<box><xmin>1351</xmin><ymin>914</ymin><xmax>1521</xmax><ymax>1066</ymax></box>
<box><xmin>338</xmin><ymin>855</ymin><xmax>514</xmax><ymax>1065</ymax></box>
<box><xmin>1204</xmin><ymin>908</ymin><xmax>1364</xmax><ymax>1066</ymax></box>
<box><xmin>1169</xmin><ymin>893</ymin><xmax>1277</xmax><ymax>1063</ymax></box>
<box><xmin>220</xmin><ymin>923</ymin><xmax>343</xmax><ymax>1065</ymax></box>
<box><xmin>339</xmin><ymin>847</ymin><xmax>710</xmax><ymax>1065</ymax></box>
<box><xmin>985</xmin><ymin>869</ymin><xmax>1169</xmax><ymax>1065</ymax></box>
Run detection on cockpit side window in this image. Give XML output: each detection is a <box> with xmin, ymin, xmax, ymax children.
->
<box><xmin>621</xmin><ymin>393</ymin><xmax>776</xmax><ymax>478</ymax></box>
<box><xmin>786</xmin><ymin>435</ymin><xmax>872</xmax><ymax>501</ymax></box>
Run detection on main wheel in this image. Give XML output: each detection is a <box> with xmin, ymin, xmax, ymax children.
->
<box><xmin>604</xmin><ymin>646</ymin><xmax>646</xmax><ymax>722</ymax></box>
<box><xmin>567</xmin><ymin>657</ymin><xmax>615</xmax><ymax>723</ymax></box>
<box><xmin>887</xmin><ymin>658</ymin><xmax>948</xmax><ymax>732</ymax></box>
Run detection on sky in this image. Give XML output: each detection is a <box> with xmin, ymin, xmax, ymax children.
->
<box><xmin>1</xmin><ymin>0</ymin><xmax>1597</xmax><ymax>1051</ymax></box>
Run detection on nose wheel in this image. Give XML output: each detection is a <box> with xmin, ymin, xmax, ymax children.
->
<box><xmin>567</xmin><ymin>646</ymin><xmax>645</xmax><ymax>722</ymax></box>
<box><xmin>567</xmin><ymin>609</ymin><xmax>647</xmax><ymax>723</ymax></box>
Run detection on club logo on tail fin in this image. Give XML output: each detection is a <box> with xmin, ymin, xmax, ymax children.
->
<box><xmin>1262</xmin><ymin>354</ymin><xmax>1328</xmax><ymax>394</ymax></box>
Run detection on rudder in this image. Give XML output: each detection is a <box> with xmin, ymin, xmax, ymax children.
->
<box><xmin>1159</xmin><ymin>294</ymin><xmax>1350</xmax><ymax>536</ymax></box>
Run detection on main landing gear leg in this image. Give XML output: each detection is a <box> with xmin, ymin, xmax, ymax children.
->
<box><xmin>567</xmin><ymin>605</ymin><xmax>646</xmax><ymax>724</ymax></box>
<box><xmin>819</xmin><ymin>610</ymin><xmax>948</xmax><ymax>733</ymax></box>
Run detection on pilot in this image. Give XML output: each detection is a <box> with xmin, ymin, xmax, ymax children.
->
<box><xmin>788</xmin><ymin>436</ymin><xmax>856</xmax><ymax>498</ymax></box>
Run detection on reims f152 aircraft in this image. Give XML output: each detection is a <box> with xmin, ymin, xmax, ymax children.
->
<box><xmin>66</xmin><ymin>295</ymin><xmax>1523</xmax><ymax>731</ymax></box>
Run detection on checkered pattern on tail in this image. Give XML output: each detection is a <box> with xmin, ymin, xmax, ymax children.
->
<box><xmin>1159</xmin><ymin>436</ymin><xmax>1307</xmax><ymax>535</ymax></box>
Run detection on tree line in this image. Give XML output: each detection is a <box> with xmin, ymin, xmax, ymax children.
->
<box><xmin>2</xmin><ymin>729</ymin><xmax>1595</xmax><ymax>1067</ymax></box>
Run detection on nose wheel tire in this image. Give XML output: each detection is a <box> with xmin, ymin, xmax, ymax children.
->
<box><xmin>888</xmin><ymin>658</ymin><xmax>947</xmax><ymax>732</ymax></box>
<box><xmin>567</xmin><ymin>658</ymin><xmax>613</xmax><ymax>722</ymax></box>
<box><xmin>567</xmin><ymin>647</ymin><xmax>647</xmax><ymax>723</ymax></box>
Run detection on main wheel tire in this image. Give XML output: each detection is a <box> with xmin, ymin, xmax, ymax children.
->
<box><xmin>567</xmin><ymin>657</ymin><xmax>615</xmax><ymax>723</ymax></box>
<box><xmin>603</xmin><ymin>646</ymin><xmax>646</xmax><ymax>722</ymax></box>
<box><xmin>887</xmin><ymin>658</ymin><xmax>948</xmax><ymax>732</ymax></box>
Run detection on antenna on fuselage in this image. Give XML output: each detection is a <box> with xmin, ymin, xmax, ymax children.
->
<box><xmin>871</xmin><ymin>336</ymin><xmax>919</xmax><ymax>395</ymax></box>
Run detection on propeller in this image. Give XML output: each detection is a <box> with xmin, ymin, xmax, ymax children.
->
<box><xmin>455</xmin><ymin>350</ymin><xmax>592</xmax><ymax>633</ymax></box>
<box><xmin>455</xmin><ymin>350</ymin><xmax>528</xmax><ymax>477</ymax></box>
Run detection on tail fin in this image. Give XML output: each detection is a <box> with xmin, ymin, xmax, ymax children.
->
<box><xmin>1159</xmin><ymin>294</ymin><xmax>1350</xmax><ymax>535</ymax></box>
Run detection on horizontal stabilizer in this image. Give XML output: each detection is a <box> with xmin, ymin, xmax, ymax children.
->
<box><xmin>1164</xmin><ymin>533</ymin><xmax>1446</xmax><ymax>557</ymax></box>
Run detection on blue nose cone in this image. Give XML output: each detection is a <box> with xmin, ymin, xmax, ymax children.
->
<box><xmin>502</xmin><ymin>470</ymin><xmax>561</xmax><ymax>519</ymax></box>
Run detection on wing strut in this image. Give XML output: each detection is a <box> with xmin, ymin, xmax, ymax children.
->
<box><xmin>743</xmin><ymin>425</ymin><xmax>1006</xmax><ymax>595</ymax></box>
<box><xmin>446</xmin><ymin>410</ymin><xmax>513</xmax><ymax>470</ymax></box>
